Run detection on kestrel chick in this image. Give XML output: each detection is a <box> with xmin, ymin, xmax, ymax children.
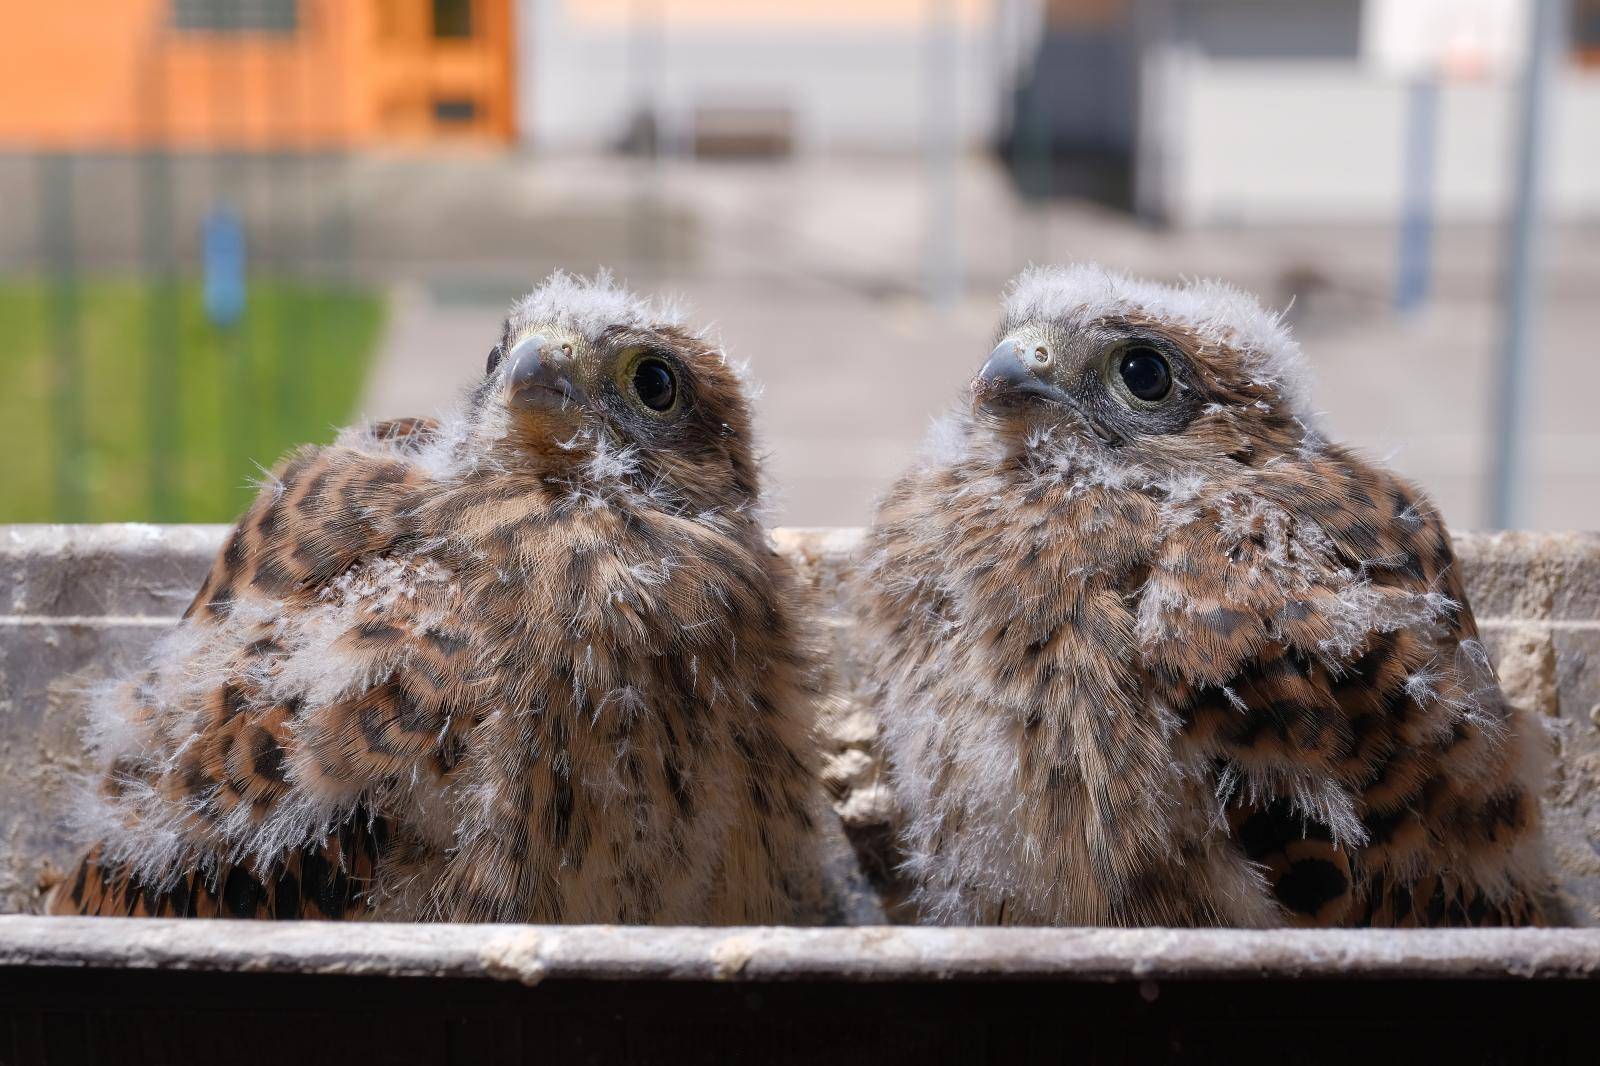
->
<box><xmin>856</xmin><ymin>264</ymin><xmax>1550</xmax><ymax>928</ymax></box>
<box><xmin>53</xmin><ymin>271</ymin><xmax>825</xmax><ymax>924</ymax></box>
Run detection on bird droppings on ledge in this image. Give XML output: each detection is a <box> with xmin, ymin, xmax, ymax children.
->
<box><xmin>478</xmin><ymin>928</ymin><xmax>549</xmax><ymax>986</ymax></box>
<box><xmin>710</xmin><ymin>933</ymin><xmax>759</xmax><ymax>979</ymax></box>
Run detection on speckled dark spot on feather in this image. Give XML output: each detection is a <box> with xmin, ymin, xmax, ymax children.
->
<box><xmin>357</xmin><ymin>621</ymin><xmax>405</xmax><ymax>645</ymax></box>
<box><xmin>221</xmin><ymin>867</ymin><xmax>264</xmax><ymax>918</ymax></box>
<box><xmin>250</xmin><ymin>730</ymin><xmax>286</xmax><ymax>782</ymax></box>
<box><xmin>220</xmin><ymin>683</ymin><xmax>249</xmax><ymax>721</ymax></box>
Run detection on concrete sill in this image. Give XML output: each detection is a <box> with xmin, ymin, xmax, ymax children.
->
<box><xmin>3</xmin><ymin>917</ymin><xmax>1600</xmax><ymax>982</ymax></box>
<box><xmin>3</xmin><ymin>525</ymin><xmax>1600</xmax><ymax>1061</ymax></box>
<box><xmin>11</xmin><ymin>525</ymin><xmax>1600</xmax><ymax>926</ymax></box>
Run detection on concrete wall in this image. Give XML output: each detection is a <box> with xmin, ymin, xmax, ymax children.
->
<box><xmin>1164</xmin><ymin>61</ymin><xmax>1600</xmax><ymax>223</ymax></box>
<box><xmin>517</xmin><ymin>0</ymin><xmax>1002</xmax><ymax>152</ymax></box>
<box><xmin>2</xmin><ymin>525</ymin><xmax>1597</xmax><ymax>924</ymax></box>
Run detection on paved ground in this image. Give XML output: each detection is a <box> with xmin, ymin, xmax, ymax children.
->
<box><xmin>12</xmin><ymin>151</ymin><xmax>1585</xmax><ymax>530</ymax></box>
<box><xmin>353</xmin><ymin>154</ymin><xmax>1600</xmax><ymax>531</ymax></box>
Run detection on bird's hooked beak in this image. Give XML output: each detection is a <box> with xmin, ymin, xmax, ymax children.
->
<box><xmin>972</xmin><ymin>337</ymin><xmax>1122</xmax><ymax>444</ymax></box>
<box><xmin>504</xmin><ymin>333</ymin><xmax>588</xmax><ymax>411</ymax></box>
<box><xmin>972</xmin><ymin>338</ymin><xmax>1072</xmax><ymax>410</ymax></box>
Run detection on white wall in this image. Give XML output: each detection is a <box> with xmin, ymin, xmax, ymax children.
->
<box><xmin>1166</xmin><ymin>59</ymin><xmax>1600</xmax><ymax>223</ymax></box>
<box><xmin>516</xmin><ymin>1</ymin><xmax>1001</xmax><ymax>153</ymax></box>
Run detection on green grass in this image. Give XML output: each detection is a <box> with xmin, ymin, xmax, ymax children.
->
<box><xmin>0</xmin><ymin>277</ymin><xmax>384</xmax><ymax>523</ymax></box>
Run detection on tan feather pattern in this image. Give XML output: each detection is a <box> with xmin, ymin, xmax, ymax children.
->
<box><xmin>856</xmin><ymin>264</ymin><xmax>1550</xmax><ymax>928</ymax></box>
<box><xmin>52</xmin><ymin>274</ymin><xmax>827</xmax><ymax>924</ymax></box>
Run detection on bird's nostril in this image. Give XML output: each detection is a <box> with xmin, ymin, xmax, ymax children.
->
<box><xmin>505</xmin><ymin>333</ymin><xmax>587</xmax><ymax>409</ymax></box>
<box><xmin>1032</xmin><ymin>346</ymin><xmax>1050</xmax><ymax>366</ymax></box>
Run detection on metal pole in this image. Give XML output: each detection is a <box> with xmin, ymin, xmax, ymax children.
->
<box><xmin>1487</xmin><ymin>0</ymin><xmax>1566</xmax><ymax>529</ymax></box>
<box><xmin>266</xmin><ymin>4</ymin><xmax>308</xmax><ymax>456</ymax></box>
<box><xmin>924</xmin><ymin>0</ymin><xmax>962</xmax><ymax>308</ymax></box>
<box><xmin>39</xmin><ymin>153</ymin><xmax>86</xmax><ymax>522</ymax></box>
<box><xmin>1394</xmin><ymin>76</ymin><xmax>1439</xmax><ymax>314</ymax></box>
<box><xmin>141</xmin><ymin>148</ymin><xmax>181</xmax><ymax>522</ymax></box>
<box><xmin>139</xmin><ymin>23</ymin><xmax>180</xmax><ymax>522</ymax></box>
<box><xmin>208</xmin><ymin>0</ymin><xmax>255</xmax><ymax>515</ymax></box>
<box><xmin>627</xmin><ymin>0</ymin><xmax>665</xmax><ymax>272</ymax></box>
<box><xmin>1008</xmin><ymin>1</ymin><xmax>1052</xmax><ymax>258</ymax></box>
<box><xmin>1132</xmin><ymin>0</ymin><xmax>1177</xmax><ymax>226</ymax></box>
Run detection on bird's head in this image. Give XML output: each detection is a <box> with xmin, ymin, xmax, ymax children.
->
<box><xmin>968</xmin><ymin>264</ymin><xmax>1314</xmax><ymax>471</ymax></box>
<box><xmin>470</xmin><ymin>272</ymin><xmax>759</xmax><ymax>514</ymax></box>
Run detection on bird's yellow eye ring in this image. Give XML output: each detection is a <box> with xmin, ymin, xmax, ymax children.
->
<box><xmin>618</xmin><ymin>347</ymin><xmax>680</xmax><ymax>414</ymax></box>
<box><xmin>1104</xmin><ymin>343</ymin><xmax>1173</xmax><ymax>409</ymax></box>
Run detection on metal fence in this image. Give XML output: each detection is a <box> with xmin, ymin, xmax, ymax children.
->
<box><xmin>5</xmin><ymin>0</ymin><xmax>367</xmax><ymax>523</ymax></box>
<box><xmin>15</xmin><ymin>148</ymin><xmax>365</xmax><ymax>523</ymax></box>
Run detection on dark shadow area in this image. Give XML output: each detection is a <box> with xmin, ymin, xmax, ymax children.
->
<box><xmin>1</xmin><ymin>966</ymin><xmax>1591</xmax><ymax>1065</ymax></box>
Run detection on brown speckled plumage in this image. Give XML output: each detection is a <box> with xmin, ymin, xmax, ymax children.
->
<box><xmin>855</xmin><ymin>264</ymin><xmax>1550</xmax><ymax>928</ymax></box>
<box><xmin>53</xmin><ymin>272</ymin><xmax>826</xmax><ymax>923</ymax></box>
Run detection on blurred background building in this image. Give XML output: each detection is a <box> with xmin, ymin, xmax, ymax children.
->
<box><xmin>3</xmin><ymin>1</ymin><xmax>515</xmax><ymax>147</ymax></box>
<box><xmin>1</xmin><ymin>0</ymin><xmax>1596</xmax><ymax>529</ymax></box>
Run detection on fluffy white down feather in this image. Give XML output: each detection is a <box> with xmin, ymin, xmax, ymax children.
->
<box><xmin>862</xmin><ymin>263</ymin><xmax>1513</xmax><ymax>922</ymax></box>
<box><xmin>71</xmin><ymin>269</ymin><xmax>775</xmax><ymax>895</ymax></box>
<box><xmin>1000</xmin><ymin>263</ymin><xmax>1315</xmax><ymax>421</ymax></box>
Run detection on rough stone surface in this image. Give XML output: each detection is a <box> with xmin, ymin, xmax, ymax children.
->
<box><xmin>2</xmin><ymin>917</ymin><xmax>1597</xmax><ymax>982</ymax></box>
<box><xmin>0</xmin><ymin>525</ymin><xmax>230</xmax><ymax>916</ymax></box>
<box><xmin>3</xmin><ymin>525</ymin><xmax>1598</xmax><ymax>927</ymax></box>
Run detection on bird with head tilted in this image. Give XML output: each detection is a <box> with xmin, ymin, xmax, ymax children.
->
<box><xmin>52</xmin><ymin>271</ymin><xmax>826</xmax><ymax>924</ymax></box>
<box><xmin>855</xmin><ymin>264</ymin><xmax>1551</xmax><ymax>928</ymax></box>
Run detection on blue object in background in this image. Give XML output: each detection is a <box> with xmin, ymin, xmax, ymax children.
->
<box><xmin>1395</xmin><ymin>77</ymin><xmax>1438</xmax><ymax>315</ymax></box>
<box><xmin>202</xmin><ymin>207</ymin><xmax>246</xmax><ymax>328</ymax></box>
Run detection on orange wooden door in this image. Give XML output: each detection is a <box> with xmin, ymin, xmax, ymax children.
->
<box><xmin>367</xmin><ymin>0</ymin><xmax>515</xmax><ymax>143</ymax></box>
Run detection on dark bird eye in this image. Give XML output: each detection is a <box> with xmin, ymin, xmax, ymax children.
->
<box><xmin>486</xmin><ymin>346</ymin><xmax>503</xmax><ymax>375</ymax></box>
<box><xmin>1118</xmin><ymin>347</ymin><xmax>1172</xmax><ymax>403</ymax></box>
<box><xmin>632</xmin><ymin>358</ymin><xmax>677</xmax><ymax>411</ymax></box>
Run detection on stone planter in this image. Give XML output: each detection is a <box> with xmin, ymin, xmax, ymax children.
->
<box><xmin>1</xmin><ymin>525</ymin><xmax>1597</xmax><ymax>1064</ymax></box>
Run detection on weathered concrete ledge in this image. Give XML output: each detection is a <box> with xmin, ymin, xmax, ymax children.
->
<box><xmin>3</xmin><ymin>525</ymin><xmax>1599</xmax><ymax>924</ymax></box>
<box><xmin>2</xmin><ymin>917</ymin><xmax>1598</xmax><ymax>982</ymax></box>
